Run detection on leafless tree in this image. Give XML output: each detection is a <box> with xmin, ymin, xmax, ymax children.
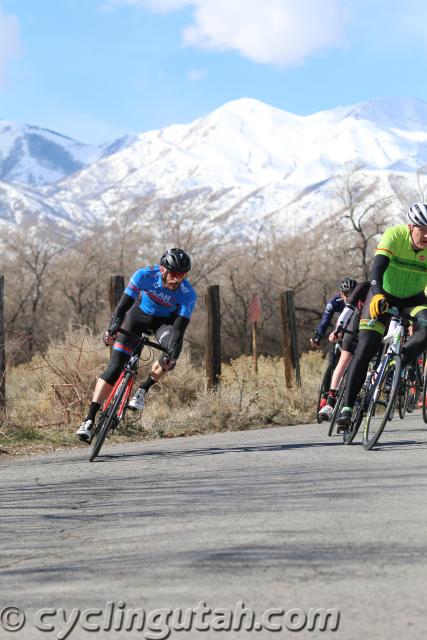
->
<box><xmin>330</xmin><ymin>164</ymin><xmax>392</xmax><ymax>279</ymax></box>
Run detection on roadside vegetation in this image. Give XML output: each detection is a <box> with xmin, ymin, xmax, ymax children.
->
<box><xmin>1</xmin><ymin>328</ymin><xmax>324</xmax><ymax>456</ymax></box>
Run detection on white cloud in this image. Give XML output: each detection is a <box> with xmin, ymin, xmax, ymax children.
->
<box><xmin>187</xmin><ymin>68</ymin><xmax>207</xmax><ymax>81</ymax></box>
<box><xmin>106</xmin><ymin>0</ymin><xmax>348</xmax><ymax>67</ymax></box>
<box><xmin>0</xmin><ymin>4</ymin><xmax>23</xmax><ymax>86</ymax></box>
<box><xmin>183</xmin><ymin>0</ymin><xmax>348</xmax><ymax>67</ymax></box>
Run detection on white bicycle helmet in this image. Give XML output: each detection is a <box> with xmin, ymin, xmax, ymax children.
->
<box><xmin>407</xmin><ymin>203</ymin><xmax>427</xmax><ymax>227</ymax></box>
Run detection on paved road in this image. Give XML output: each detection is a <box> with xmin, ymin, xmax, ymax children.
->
<box><xmin>2</xmin><ymin>412</ymin><xmax>427</xmax><ymax>640</ymax></box>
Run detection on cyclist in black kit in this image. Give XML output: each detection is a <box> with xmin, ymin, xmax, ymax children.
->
<box><xmin>311</xmin><ymin>278</ymin><xmax>357</xmax><ymax>411</ymax></box>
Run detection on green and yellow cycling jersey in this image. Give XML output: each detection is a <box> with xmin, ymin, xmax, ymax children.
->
<box><xmin>375</xmin><ymin>224</ymin><xmax>427</xmax><ymax>298</ymax></box>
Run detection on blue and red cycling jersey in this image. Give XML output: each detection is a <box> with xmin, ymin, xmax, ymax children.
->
<box><xmin>124</xmin><ymin>265</ymin><xmax>197</xmax><ymax>319</ymax></box>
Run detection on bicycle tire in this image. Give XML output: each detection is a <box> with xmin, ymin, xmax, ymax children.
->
<box><xmin>89</xmin><ymin>373</ymin><xmax>132</xmax><ymax>462</ymax></box>
<box><xmin>398</xmin><ymin>369</ymin><xmax>409</xmax><ymax>420</ymax></box>
<box><xmin>405</xmin><ymin>387</ymin><xmax>417</xmax><ymax>414</ymax></box>
<box><xmin>363</xmin><ymin>356</ymin><xmax>401</xmax><ymax>451</ymax></box>
<box><xmin>316</xmin><ymin>363</ymin><xmax>333</xmax><ymax>424</ymax></box>
<box><xmin>342</xmin><ymin>397</ymin><xmax>363</xmax><ymax>444</ymax></box>
<box><xmin>423</xmin><ymin>361</ymin><xmax>427</xmax><ymax>424</ymax></box>
<box><xmin>404</xmin><ymin>363</ymin><xmax>419</xmax><ymax>414</ymax></box>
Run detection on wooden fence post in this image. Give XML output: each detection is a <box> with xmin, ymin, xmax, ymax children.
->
<box><xmin>205</xmin><ymin>285</ymin><xmax>221</xmax><ymax>390</ymax></box>
<box><xmin>280</xmin><ymin>289</ymin><xmax>301</xmax><ymax>388</ymax></box>
<box><xmin>249</xmin><ymin>293</ymin><xmax>262</xmax><ymax>374</ymax></box>
<box><xmin>109</xmin><ymin>275</ymin><xmax>125</xmax><ymax>312</ymax></box>
<box><xmin>0</xmin><ymin>276</ymin><xmax>5</xmax><ymax>411</ymax></box>
<box><xmin>286</xmin><ymin>289</ymin><xmax>301</xmax><ymax>386</ymax></box>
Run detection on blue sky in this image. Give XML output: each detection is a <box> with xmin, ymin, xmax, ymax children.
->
<box><xmin>2</xmin><ymin>0</ymin><xmax>427</xmax><ymax>143</ymax></box>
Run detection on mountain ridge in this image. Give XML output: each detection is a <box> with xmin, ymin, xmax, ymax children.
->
<box><xmin>1</xmin><ymin>96</ymin><xmax>427</xmax><ymax>232</ymax></box>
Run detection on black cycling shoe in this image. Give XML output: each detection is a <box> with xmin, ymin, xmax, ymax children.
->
<box><xmin>336</xmin><ymin>410</ymin><xmax>352</xmax><ymax>433</ymax></box>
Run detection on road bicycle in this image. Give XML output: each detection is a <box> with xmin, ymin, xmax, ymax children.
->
<box><xmin>398</xmin><ymin>357</ymin><xmax>422</xmax><ymax>418</ymax></box>
<box><xmin>339</xmin><ymin>346</ymin><xmax>385</xmax><ymax>445</ymax></box>
<box><xmin>89</xmin><ymin>329</ymin><xmax>170</xmax><ymax>462</ymax></box>
<box><xmin>362</xmin><ymin>309</ymin><xmax>426</xmax><ymax>451</ymax></box>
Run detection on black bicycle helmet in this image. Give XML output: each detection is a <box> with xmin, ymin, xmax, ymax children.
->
<box><xmin>339</xmin><ymin>277</ymin><xmax>357</xmax><ymax>294</ymax></box>
<box><xmin>160</xmin><ymin>248</ymin><xmax>191</xmax><ymax>273</ymax></box>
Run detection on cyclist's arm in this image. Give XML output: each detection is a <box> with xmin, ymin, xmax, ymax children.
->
<box><xmin>167</xmin><ymin>316</ymin><xmax>190</xmax><ymax>360</ymax></box>
<box><xmin>157</xmin><ymin>316</ymin><xmax>190</xmax><ymax>370</ymax></box>
<box><xmin>334</xmin><ymin>281</ymin><xmax>371</xmax><ymax>333</ymax></box>
<box><xmin>108</xmin><ymin>293</ymin><xmax>134</xmax><ymax>333</ymax></box>
<box><xmin>370</xmin><ymin>255</ymin><xmax>390</xmax><ymax>296</ymax></box>
<box><xmin>108</xmin><ymin>268</ymin><xmax>155</xmax><ymax>333</ymax></box>
<box><xmin>159</xmin><ymin>287</ymin><xmax>196</xmax><ymax>364</ymax></box>
<box><xmin>315</xmin><ymin>297</ymin><xmax>342</xmax><ymax>339</ymax></box>
<box><xmin>334</xmin><ymin>305</ymin><xmax>354</xmax><ymax>334</ymax></box>
<box><xmin>348</xmin><ymin>281</ymin><xmax>370</xmax><ymax>307</ymax></box>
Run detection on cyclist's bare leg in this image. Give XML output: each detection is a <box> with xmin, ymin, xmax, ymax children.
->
<box><xmin>92</xmin><ymin>378</ymin><xmax>113</xmax><ymax>405</ymax></box>
<box><xmin>330</xmin><ymin>351</ymin><xmax>352</xmax><ymax>391</ymax></box>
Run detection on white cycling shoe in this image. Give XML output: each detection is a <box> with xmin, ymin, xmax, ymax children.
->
<box><xmin>318</xmin><ymin>404</ymin><xmax>334</xmax><ymax>422</ymax></box>
<box><xmin>128</xmin><ymin>388</ymin><xmax>146</xmax><ymax>411</ymax></box>
<box><xmin>76</xmin><ymin>419</ymin><xmax>94</xmax><ymax>443</ymax></box>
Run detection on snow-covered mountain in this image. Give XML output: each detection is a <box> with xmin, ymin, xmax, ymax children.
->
<box><xmin>2</xmin><ymin>97</ymin><xmax>427</xmax><ymax>232</ymax></box>
<box><xmin>0</xmin><ymin>120</ymin><xmax>136</xmax><ymax>187</ymax></box>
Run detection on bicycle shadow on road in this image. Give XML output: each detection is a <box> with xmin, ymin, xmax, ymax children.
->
<box><xmin>369</xmin><ymin>439</ymin><xmax>426</xmax><ymax>451</ymax></box>
<box><xmin>96</xmin><ymin>440</ymin><xmax>345</xmax><ymax>463</ymax></box>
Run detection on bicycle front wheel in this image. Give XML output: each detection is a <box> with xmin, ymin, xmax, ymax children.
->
<box><xmin>89</xmin><ymin>372</ymin><xmax>133</xmax><ymax>462</ymax></box>
<box><xmin>362</xmin><ymin>357</ymin><xmax>401</xmax><ymax>451</ymax></box>
<box><xmin>422</xmin><ymin>359</ymin><xmax>427</xmax><ymax>424</ymax></box>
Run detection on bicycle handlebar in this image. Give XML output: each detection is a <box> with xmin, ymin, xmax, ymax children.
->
<box><xmin>118</xmin><ymin>328</ymin><xmax>171</xmax><ymax>354</ymax></box>
<box><xmin>335</xmin><ymin>326</ymin><xmax>353</xmax><ymax>336</ymax></box>
<box><xmin>367</xmin><ymin>306</ymin><xmax>427</xmax><ymax>329</ymax></box>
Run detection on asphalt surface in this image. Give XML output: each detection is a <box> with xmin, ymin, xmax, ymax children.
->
<box><xmin>2</xmin><ymin>412</ymin><xmax>427</xmax><ymax>640</ymax></box>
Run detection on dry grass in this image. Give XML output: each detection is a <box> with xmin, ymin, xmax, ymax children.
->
<box><xmin>0</xmin><ymin>329</ymin><xmax>325</xmax><ymax>456</ymax></box>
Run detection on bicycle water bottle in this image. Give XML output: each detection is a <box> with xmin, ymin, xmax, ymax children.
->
<box><xmin>384</xmin><ymin>317</ymin><xmax>399</xmax><ymax>342</ymax></box>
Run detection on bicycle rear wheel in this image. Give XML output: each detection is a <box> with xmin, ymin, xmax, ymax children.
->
<box><xmin>89</xmin><ymin>372</ymin><xmax>133</xmax><ymax>462</ymax></box>
<box><xmin>398</xmin><ymin>369</ymin><xmax>410</xmax><ymax>420</ymax></box>
<box><xmin>404</xmin><ymin>362</ymin><xmax>419</xmax><ymax>414</ymax></box>
<box><xmin>362</xmin><ymin>357</ymin><xmax>401</xmax><ymax>451</ymax></box>
<box><xmin>343</xmin><ymin>395</ymin><xmax>364</xmax><ymax>445</ymax></box>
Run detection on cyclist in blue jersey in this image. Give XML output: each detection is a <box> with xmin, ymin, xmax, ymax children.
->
<box><xmin>310</xmin><ymin>278</ymin><xmax>357</xmax><ymax>348</ymax></box>
<box><xmin>77</xmin><ymin>248</ymin><xmax>197</xmax><ymax>442</ymax></box>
